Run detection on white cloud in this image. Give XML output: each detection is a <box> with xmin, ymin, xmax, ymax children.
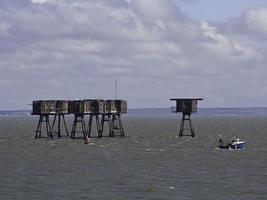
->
<box><xmin>129</xmin><ymin>0</ymin><xmax>178</xmax><ymax>20</ymax></box>
<box><xmin>31</xmin><ymin>0</ymin><xmax>47</xmax><ymax>4</ymax></box>
<box><xmin>244</xmin><ymin>7</ymin><xmax>267</xmax><ymax>35</ymax></box>
<box><xmin>200</xmin><ymin>21</ymin><xmax>261</xmax><ymax>60</ymax></box>
<box><xmin>0</xmin><ymin>0</ymin><xmax>266</xmax><ymax>109</ymax></box>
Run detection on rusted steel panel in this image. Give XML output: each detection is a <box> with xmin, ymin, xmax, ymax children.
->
<box><xmin>84</xmin><ymin>99</ymin><xmax>105</xmax><ymax>114</ymax></box>
<box><xmin>170</xmin><ymin>98</ymin><xmax>203</xmax><ymax>114</ymax></box>
<box><xmin>56</xmin><ymin>100</ymin><xmax>69</xmax><ymax>114</ymax></box>
<box><xmin>105</xmin><ymin>100</ymin><xmax>127</xmax><ymax>114</ymax></box>
<box><xmin>120</xmin><ymin>100</ymin><xmax>127</xmax><ymax>114</ymax></box>
<box><xmin>176</xmin><ymin>99</ymin><xmax>198</xmax><ymax>113</ymax></box>
<box><xmin>176</xmin><ymin>100</ymin><xmax>191</xmax><ymax>113</ymax></box>
<box><xmin>32</xmin><ymin>100</ymin><xmax>57</xmax><ymax>115</ymax></box>
<box><xmin>68</xmin><ymin>100</ymin><xmax>84</xmax><ymax>114</ymax></box>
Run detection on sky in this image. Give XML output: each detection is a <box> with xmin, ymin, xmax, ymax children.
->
<box><xmin>179</xmin><ymin>0</ymin><xmax>267</xmax><ymax>22</ymax></box>
<box><xmin>1</xmin><ymin>0</ymin><xmax>267</xmax><ymax>109</ymax></box>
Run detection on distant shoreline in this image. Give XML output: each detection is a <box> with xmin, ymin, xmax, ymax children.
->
<box><xmin>1</xmin><ymin>107</ymin><xmax>267</xmax><ymax>117</ymax></box>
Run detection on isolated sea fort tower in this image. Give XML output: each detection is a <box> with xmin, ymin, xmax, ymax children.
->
<box><xmin>68</xmin><ymin>99</ymin><xmax>106</xmax><ymax>139</ymax></box>
<box><xmin>170</xmin><ymin>98</ymin><xmax>203</xmax><ymax>137</ymax></box>
<box><xmin>32</xmin><ymin>100</ymin><xmax>69</xmax><ymax>138</ymax></box>
<box><xmin>68</xmin><ymin>99</ymin><xmax>128</xmax><ymax>138</ymax></box>
<box><xmin>101</xmin><ymin>100</ymin><xmax>127</xmax><ymax>137</ymax></box>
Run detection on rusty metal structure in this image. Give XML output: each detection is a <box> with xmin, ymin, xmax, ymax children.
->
<box><xmin>32</xmin><ymin>100</ymin><xmax>69</xmax><ymax>138</ymax></box>
<box><xmin>51</xmin><ymin>100</ymin><xmax>69</xmax><ymax>137</ymax></box>
<box><xmin>85</xmin><ymin>99</ymin><xmax>105</xmax><ymax>138</ymax></box>
<box><xmin>32</xmin><ymin>100</ymin><xmax>55</xmax><ymax>138</ymax></box>
<box><xmin>68</xmin><ymin>100</ymin><xmax>87</xmax><ymax>139</ymax></box>
<box><xmin>170</xmin><ymin>98</ymin><xmax>203</xmax><ymax>137</ymax></box>
<box><xmin>68</xmin><ymin>99</ymin><xmax>107</xmax><ymax>139</ymax></box>
<box><xmin>101</xmin><ymin>100</ymin><xmax>127</xmax><ymax>137</ymax></box>
<box><xmin>32</xmin><ymin>98</ymin><xmax>127</xmax><ymax>140</ymax></box>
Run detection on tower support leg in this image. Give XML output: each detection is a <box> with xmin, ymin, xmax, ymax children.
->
<box><xmin>57</xmin><ymin>114</ymin><xmax>61</xmax><ymax>137</ymax></box>
<box><xmin>35</xmin><ymin>115</ymin><xmax>52</xmax><ymax>138</ymax></box>
<box><xmin>179</xmin><ymin>114</ymin><xmax>185</xmax><ymax>137</ymax></box>
<box><xmin>71</xmin><ymin>114</ymin><xmax>86</xmax><ymax>139</ymax></box>
<box><xmin>110</xmin><ymin>114</ymin><xmax>125</xmax><ymax>137</ymax></box>
<box><xmin>62</xmin><ymin>115</ymin><xmax>69</xmax><ymax>136</ymax></box>
<box><xmin>109</xmin><ymin>115</ymin><xmax>114</xmax><ymax>137</ymax></box>
<box><xmin>100</xmin><ymin>114</ymin><xmax>109</xmax><ymax>137</ymax></box>
<box><xmin>96</xmin><ymin>115</ymin><xmax>102</xmax><ymax>138</ymax></box>
<box><xmin>51</xmin><ymin>114</ymin><xmax>69</xmax><ymax>137</ymax></box>
<box><xmin>179</xmin><ymin>113</ymin><xmax>195</xmax><ymax>137</ymax></box>
<box><xmin>86</xmin><ymin>114</ymin><xmax>102</xmax><ymax>138</ymax></box>
<box><xmin>100</xmin><ymin>114</ymin><xmax>125</xmax><ymax>137</ymax></box>
<box><xmin>188</xmin><ymin>115</ymin><xmax>195</xmax><ymax>137</ymax></box>
<box><xmin>87</xmin><ymin>114</ymin><xmax>93</xmax><ymax>138</ymax></box>
<box><xmin>118</xmin><ymin>114</ymin><xmax>125</xmax><ymax>137</ymax></box>
<box><xmin>35</xmin><ymin>115</ymin><xmax>43</xmax><ymax>138</ymax></box>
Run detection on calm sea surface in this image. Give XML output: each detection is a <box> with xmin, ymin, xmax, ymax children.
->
<box><xmin>0</xmin><ymin>113</ymin><xmax>266</xmax><ymax>199</ymax></box>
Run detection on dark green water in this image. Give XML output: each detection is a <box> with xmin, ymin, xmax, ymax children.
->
<box><xmin>0</xmin><ymin>116</ymin><xmax>266</xmax><ymax>200</ymax></box>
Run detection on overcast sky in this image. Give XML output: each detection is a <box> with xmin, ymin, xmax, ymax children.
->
<box><xmin>1</xmin><ymin>0</ymin><xmax>267</xmax><ymax>109</ymax></box>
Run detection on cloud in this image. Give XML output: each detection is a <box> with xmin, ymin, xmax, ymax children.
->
<box><xmin>243</xmin><ymin>7</ymin><xmax>267</xmax><ymax>35</ymax></box>
<box><xmin>0</xmin><ymin>0</ymin><xmax>266</xmax><ymax>109</ymax></box>
<box><xmin>200</xmin><ymin>21</ymin><xmax>261</xmax><ymax>61</ymax></box>
<box><xmin>220</xmin><ymin>7</ymin><xmax>267</xmax><ymax>39</ymax></box>
<box><xmin>31</xmin><ymin>0</ymin><xmax>47</xmax><ymax>4</ymax></box>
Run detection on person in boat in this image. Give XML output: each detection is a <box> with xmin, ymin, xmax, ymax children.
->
<box><xmin>218</xmin><ymin>135</ymin><xmax>224</xmax><ymax>146</ymax></box>
<box><xmin>231</xmin><ymin>136</ymin><xmax>237</xmax><ymax>144</ymax></box>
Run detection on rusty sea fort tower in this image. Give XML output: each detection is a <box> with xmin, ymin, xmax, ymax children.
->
<box><xmin>171</xmin><ymin>98</ymin><xmax>203</xmax><ymax>137</ymax></box>
<box><xmin>32</xmin><ymin>98</ymin><xmax>203</xmax><ymax>140</ymax></box>
<box><xmin>68</xmin><ymin>99</ymin><xmax>127</xmax><ymax>139</ymax></box>
<box><xmin>32</xmin><ymin>99</ymin><xmax>127</xmax><ymax>139</ymax></box>
<box><xmin>32</xmin><ymin>100</ymin><xmax>69</xmax><ymax>138</ymax></box>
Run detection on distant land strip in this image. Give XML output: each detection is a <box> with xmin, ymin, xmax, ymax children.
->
<box><xmin>1</xmin><ymin>108</ymin><xmax>267</xmax><ymax>117</ymax></box>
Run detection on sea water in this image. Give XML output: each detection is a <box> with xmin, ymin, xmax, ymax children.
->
<box><xmin>0</xmin><ymin>110</ymin><xmax>266</xmax><ymax>199</ymax></box>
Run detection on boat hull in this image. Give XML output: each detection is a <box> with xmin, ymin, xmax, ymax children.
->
<box><xmin>218</xmin><ymin>141</ymin><xmax>245</xmax><ymax>150</ymax></box>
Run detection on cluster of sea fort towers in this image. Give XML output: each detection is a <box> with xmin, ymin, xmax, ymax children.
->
<box><xmin>32</xmin><ymin>98</ymin><xmax>203</xmax><ymax>142</ymax></box>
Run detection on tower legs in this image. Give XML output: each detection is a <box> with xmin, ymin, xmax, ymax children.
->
<box><xmin>34</xmin><ymin>113</ymin><xmax>125</xmax><ymax>139</ymax></box>
<box><xmin>35</xmin><ymin>115</ymin><xmax>53</xmax><ymax>138</ymax></box>
<box><xmin>101</xmin><ymin>114</ymin><xmax>125</xmax><ymax>137</ymax></box>
<box><xmin>179</xmin><ymin>113</ymin><xmax>195</xmax><ymax>137</ymax></box>
<box><xmin>71</xmin><ymin>114</ymin><xmax>86</xmax><ymax>139</ymax></box>
<box><xmin>51</xmin><ymin>114</ymin><xmax>69</xmax><ymax>137</ymax></box>
<box><xmin>86</xmin><ymin>114</ymin><xmax>102</xmax><ymax>138</ymax></box>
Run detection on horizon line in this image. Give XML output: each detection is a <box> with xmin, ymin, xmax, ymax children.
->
<box><xmin>1</xmin><ymin>106</ymin><xmax>267</xmax><ymax>112</ymax></box>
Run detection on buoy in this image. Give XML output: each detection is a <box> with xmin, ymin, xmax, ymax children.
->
<box><xmin>84</xmin><ymin>137</ymin><xmax>91</xmax><ymax>144</ymax></box>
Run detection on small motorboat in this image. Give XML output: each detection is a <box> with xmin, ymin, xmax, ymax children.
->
<box><xmin>218</xmin><ymin>136</ymin><xmax>245</xmax><ymax>150</ymax></box>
